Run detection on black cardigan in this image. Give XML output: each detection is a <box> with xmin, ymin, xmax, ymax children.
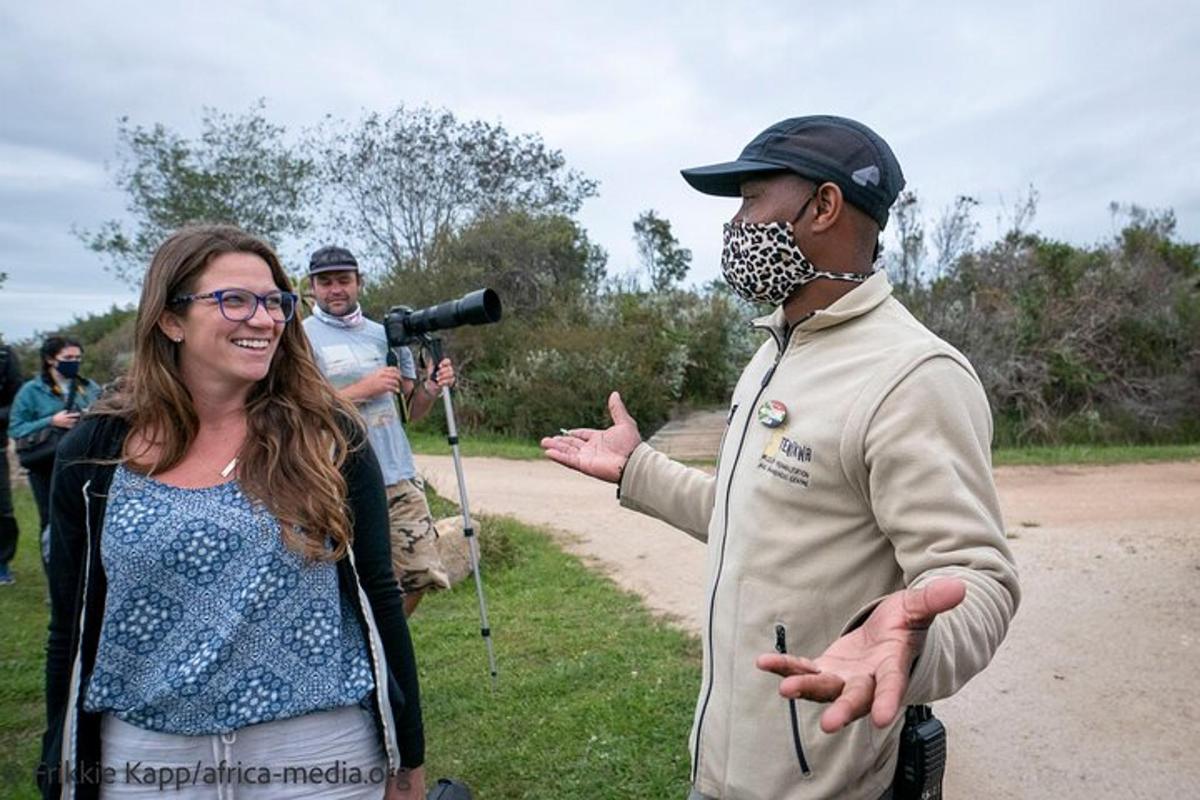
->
<box><xmin>38</xmin><ymin>413</ymin><xmax>424</xmax><ymax>798</ymax></box>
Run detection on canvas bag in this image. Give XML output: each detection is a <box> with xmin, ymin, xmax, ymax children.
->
<box><xmin>15</xmin><ymin>380</ymin><xmax>78</xmax><ymax>470</ymax></box>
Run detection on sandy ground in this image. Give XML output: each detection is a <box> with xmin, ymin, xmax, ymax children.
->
<box><xmin>419</xmin><ymin>454</ymin><xmax>1200</xmax><ymax>799</ymax></box>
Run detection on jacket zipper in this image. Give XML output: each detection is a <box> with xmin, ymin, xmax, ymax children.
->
<box><xmin>321</xmin><ymin>432</ymin><xmax>399</xmax><ymax>771</ymax></box>
<box><xmin>343</xmin><ymin>545</ymin><xmax>403</xmax><ymax>775</ymax></box>
<box><xmin>710</xmin><ymin>404</ymin><xmax>738</xmax><ymax>485</ymax></box>
<box><xmin>775</xmin><ymin>624</ymin><xmax>813</xmax><ymax>777</ymax></box>
<box><xmin>61</xmin><ymin>481</ymin><xmax>98</xmax><ymax>800</ymax></box>
<box><xmin>691</xmin><ymin>321</ymin><xmax>796</xmax><ymax>785</ymax></box>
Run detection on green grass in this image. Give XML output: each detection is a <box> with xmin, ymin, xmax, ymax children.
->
<box><xmin>0</xmin><ymin>485</ymin><xmax>700</xmax><ymax>799</ymax></box>
<box><xmin>0</xmin><ymin>487</ymin><xmax>48</xmax><ymax>797</ymax></box>
<box><xmin>412</xmin><ymin>425</ymin><xmax>1200</xmax><ymax>468</ymax></box>
<box><xmin>991</xmin><ymin>442</ymin><xmax>1200</xmax><ymax>466</ymax></box>
<box><xmin>407</xmin><ymin>428</ymin><xmax>544</xmax><ymax>460</ymax></box>
<box><xmin>412</xmin><ymin>515</ymin><xmax>698</xmax><ymax>797</ymax></box>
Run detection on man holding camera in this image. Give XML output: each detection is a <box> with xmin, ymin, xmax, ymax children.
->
<box><xmin>542</xmin><ymin>116</ymin><xmax>1019</xmax><ymax>799</ymax></box>
<box><xmin>303</xmin><ymin>245</ymin><xmax>454</xmax><ymax>616</ymax></box>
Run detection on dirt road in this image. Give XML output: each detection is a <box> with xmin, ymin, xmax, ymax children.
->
<box><xmin>419</xmin><ymin>455</ymin><xmax>1200</xmax><ymax>799</ymax></box>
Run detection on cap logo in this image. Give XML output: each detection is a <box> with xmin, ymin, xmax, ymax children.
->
<box><xmin>851</xmin><ymin>165</ymin><xmax>880</xmax><ymax>187</ymax></box>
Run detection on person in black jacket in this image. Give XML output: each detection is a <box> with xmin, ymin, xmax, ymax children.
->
<box><xmin>40</xmin><ymin>225</ymin><xmax>425</xmax><ymax>799</ymax></box>
<box><xmin>0</xmin><ymin>342</ymin><xmax>23</xmax><ymax>585</ymax></box>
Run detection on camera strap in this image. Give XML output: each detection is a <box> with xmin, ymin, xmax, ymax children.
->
<box><xmin>414</xmin><ymin>345</ymin><xmax>430</xmax><ymax>378</ymax></box>
<box><xmin>387</xmin><ymin>348</ymin><xmax>411</xmax><ymax>425</ymax></box>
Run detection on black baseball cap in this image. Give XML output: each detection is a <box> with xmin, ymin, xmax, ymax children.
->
<box><xmin>308</xmin><ymin>245</ymin><xmax>359</xmax><ymax>276</ymax></box>
<box><xmin>681</xmin><ymin>115</ymin><xmax>905</xmax><ymax>229</ymax></box>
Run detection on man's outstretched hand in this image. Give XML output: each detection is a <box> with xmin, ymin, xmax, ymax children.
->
<box><xmin>539</xmin><ymin>391</ymin><xmax>642</xmax><ymax>483</ymax></box>
<box><xmin>756</xmin><ymin>577</ymin><xmax>966</xmax><ymax>733</ymax></box>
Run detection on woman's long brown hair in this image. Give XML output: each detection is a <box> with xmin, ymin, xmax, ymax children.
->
<box><xmin>91</xmin><ymin>225</ymin><xmax>361</xmax><ymax>560</ymax></box>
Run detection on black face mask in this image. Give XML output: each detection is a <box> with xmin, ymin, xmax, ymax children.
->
<box><xmin>56</xmin><ymin>360</ymin><xmax>81</xmax><ymax>380</ymax></box>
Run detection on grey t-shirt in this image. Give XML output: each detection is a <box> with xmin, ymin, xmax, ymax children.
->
<box><xmin>302</xmin><ymin>315</ymin><xmax>417</xmax><ymax>484</ymax></box>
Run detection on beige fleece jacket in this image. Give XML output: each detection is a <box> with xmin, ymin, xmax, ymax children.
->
<box><xmin>619</xmin><ymin>271</ymin><xmax>1019</xmax><ymax>800</ymax></box>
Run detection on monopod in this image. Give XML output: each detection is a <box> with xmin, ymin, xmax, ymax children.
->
<box><xmin>385</xmin><ymin>289</ymin><xmax>502</xmax><ymax>685</ymax></box>
<box><xmin>424</xmin><ymin>335</ymin><xmax>499</xmax><ymax>688</ymax></box>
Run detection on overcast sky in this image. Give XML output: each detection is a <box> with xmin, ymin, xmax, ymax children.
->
<box><xmin>2</xmin><ymin>0</ymin><xmax>1197</xmax><ymax>341</ymax></box>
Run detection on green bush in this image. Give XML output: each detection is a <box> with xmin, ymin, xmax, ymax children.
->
<box><xmin>909</xmin><ymin>207</ymin><xmax>1200</xmax><ymax>445</ymax></box>
<box><xmin>360</xmin><ymin>212</ymin><xmax>750</xmax><ymax>437</ymax></box>
<box><xmin>9</xmin><ymin>305</ymin><xmax>137</xmax><ymax>386</ymax></box>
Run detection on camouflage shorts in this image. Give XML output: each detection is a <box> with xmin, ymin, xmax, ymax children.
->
<box><xmin>386</xmin><ymin>477</ymin><xmax>451</xmax><ymax>595</ymax></box>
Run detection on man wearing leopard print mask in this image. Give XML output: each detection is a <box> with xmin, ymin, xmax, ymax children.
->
<box><xmin>542</xmin><ymin>115</ymin><xmax>1019</xmax><ymax>799</ymax></box>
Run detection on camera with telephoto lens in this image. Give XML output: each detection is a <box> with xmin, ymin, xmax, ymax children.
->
<box><xmin>384</xmin><ymin>289</ymin><xmax>502</xmax><ymax>348</ymax></box>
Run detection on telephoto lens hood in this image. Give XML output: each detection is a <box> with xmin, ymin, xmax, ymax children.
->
<box><xmin>385</xmin><ymin>289</ymin><xmax>502</xmax><ymax>347</ymax></box>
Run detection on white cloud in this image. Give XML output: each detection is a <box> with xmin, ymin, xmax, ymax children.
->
<box><xmin>0</xmin><ymin>0</ymin><xmax>1197</xmax><ymax>334</ymax></box>
<box><xmin>0</xmin><ymin>143</ymin><xmax>106</xmax><ymax>191</ymax></box>
<box><xmin>0</xmin><ymin>287</ymin><xmax>138</xmax><ymax>342</ymax></box>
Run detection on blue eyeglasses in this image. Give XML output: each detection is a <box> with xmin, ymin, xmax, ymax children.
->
<box><xmin>170</xmin><ymin>288</ymin><xmax>298</xmax><ymax>323</ymax></box>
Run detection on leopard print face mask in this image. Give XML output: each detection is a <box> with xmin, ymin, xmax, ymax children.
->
<box><xmin>720</xmin><ymin>220</ymin><xmax>868</xmax><ymax>306</ymax></box>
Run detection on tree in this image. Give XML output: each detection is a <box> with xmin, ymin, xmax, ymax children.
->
<box><xmin>364</xmin><ymin>210</ymin><xmax>607</xmax><ymax>321</ymax></box>
<box><xmin>887</xmin><ymin>190</ymin><xmax>926</xmax><ymax>293</ymax></box>
<box><xmin>318</xmin><ymin>106</ymin><xmax>598</xmax><ymax>272</ymax></box>
<box><xmin>902</xmin><ymin>192</ymin><xmax>1200</xmax><ymax>446</ymax></box>
<box><xmin>998</xmin><ymin>184</ymin><xmax>1039</xmax><ymax>239</ymax></box>
<box><xmin>79</xmin><ymin>101</ymin><xmax>316</xmax><ymax>285</ymax></box>
<box><xmin>931</xmin><ymin>195</ymin><xmax>980</xmax><ymax>277</ymax></box>
<box><xmin>632</xmin><ymin>209</ymin><xmax>691</xmax><ymax>292</ymax></box>
<box><xmin>9</xmin><ymin>304</ymin><xmax>138</xmax><ymax>383</ymax></box>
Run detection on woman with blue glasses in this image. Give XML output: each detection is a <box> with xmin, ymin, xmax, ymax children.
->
<box><xmin>39</xmin><ymin>225</ymin><xmax>425</xmax><ymax>799</ymax></box>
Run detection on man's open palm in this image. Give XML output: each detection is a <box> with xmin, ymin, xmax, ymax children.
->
<box><xmin>756</xmin><ymin>577</ymin><xmax>966</xmax><ymax>733</ymax></box>
<box><xmin>539</xmin><ymin>391</ymin><xmax>641</xmax><ymax>483</ymax></box>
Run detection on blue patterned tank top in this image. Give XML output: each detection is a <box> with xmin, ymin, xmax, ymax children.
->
<box><xmin>83</xmin><ymin>465</ymin><xmax>374</xmax><ymax>734</ymax></box>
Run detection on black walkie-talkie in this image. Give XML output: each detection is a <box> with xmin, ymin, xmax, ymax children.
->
<box><xmin>893</xmin><ymin>705</ymin><xmax>945</xmax><ymax>800</ymax></box>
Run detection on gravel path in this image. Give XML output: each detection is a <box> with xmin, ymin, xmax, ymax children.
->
<box><xmin>418</xmin><ymin>455</ymin><xmax>1200</xmax><ymax>799</ymax></box>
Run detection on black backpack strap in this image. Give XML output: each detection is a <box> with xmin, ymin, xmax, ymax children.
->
<box><xmin>64</xmin><ymin>379</ymin><xmax>80</xmax><ymax>413</ymax></box>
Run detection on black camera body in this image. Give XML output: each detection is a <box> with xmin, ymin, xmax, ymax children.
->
<box><xmin>384</xmin><ymin>289</ymin><xmax>502</xmax><ymax>348</ymax></box>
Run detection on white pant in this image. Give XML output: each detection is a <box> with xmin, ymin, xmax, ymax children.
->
<box><xmin>100</xmin><ymin>705</ymin><xmax>387</xmax><ymax>799</ymax></box>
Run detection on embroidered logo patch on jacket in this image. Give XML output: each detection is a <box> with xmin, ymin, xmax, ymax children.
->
<box><xmin>758</xmin><ymin>430</ymin><xmax>812</xmax><ymax>487</ymax></box>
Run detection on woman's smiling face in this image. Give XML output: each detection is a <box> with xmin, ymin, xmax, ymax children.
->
<box><xmin>161</xmin><ymin>252</ymin><xmax>287</xmax><ymax>395</ymax></box>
